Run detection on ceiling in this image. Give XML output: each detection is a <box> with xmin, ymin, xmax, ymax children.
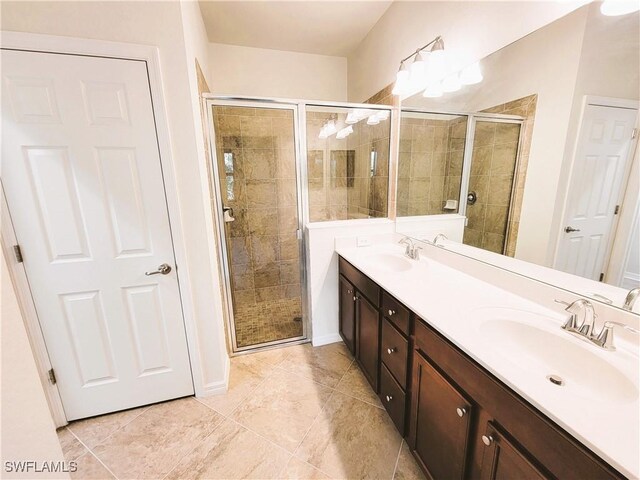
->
<box><xmin>198</xmin><ymin>1</ymin><xmax>393</xmax><ymax>57</ymax></box>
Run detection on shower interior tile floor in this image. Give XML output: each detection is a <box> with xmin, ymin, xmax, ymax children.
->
<box><xmin>233</xmin><ymin>297</ymin><xmax>303</xmax><ymax>347</ymax></box>
<box><xmin>57</xmin><ymin>342</ymin><xmax>426</xmax><ymax>480</ymax></box>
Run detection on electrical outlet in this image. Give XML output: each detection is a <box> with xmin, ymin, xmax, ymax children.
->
<box><xmin>357</xmin><ymin>236</ymin><xmax>372</xmax><ymax>247</ymax></box>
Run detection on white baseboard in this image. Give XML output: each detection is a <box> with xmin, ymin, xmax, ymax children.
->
<box><xmin>197</xmin><ymin>354</ymin><xmax>230</xmax><ymax>397</ymax></box>
<box><xmin>312</xmin><ymin>332</ymin><xmax>343</xmax><ymax>347</ymax></box>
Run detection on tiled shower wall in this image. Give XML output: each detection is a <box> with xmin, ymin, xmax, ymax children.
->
<box><xmin>307</xmin><ymin>111</ymin><xmax>390</xmax><ymax>221</ymax></box>
<box><xmin>212</xmin><ymin>108</ymin><xmax>301</xmax><ymax>308</ymax></box>
<box><xmin>397</xmin><ymin>115</ymin><xmax>466</xmax><ymax>216</ymax></box>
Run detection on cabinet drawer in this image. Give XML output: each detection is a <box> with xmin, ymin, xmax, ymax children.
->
<box><xmin>339</xmin><ymin>257</ymin><xmax>380</xmax><ymax>307</ymax></box>
<box><xmin>382</xmin><ymin>291</ymin><xmax>410</xmax><ymax>336</ymax></box>
<box><xmin>380</xmin><ymin>364</ymin><xmax>406</xmax><ymax>435</ymax></box>
<box><xmin>381</xmin><ymin>318</ymin><xmax>409</xmax><ymax>389</ymax></box>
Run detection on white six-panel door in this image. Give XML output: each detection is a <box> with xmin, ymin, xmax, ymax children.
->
<box><xmin>556</xmin><ymin>102</ymin><xmax>638</xmax><ymax>281</ymax></box>
<box><xmin>1</xmin><ymin>50</ymin><xmax>194</xmax><ymax>420</ymax></box>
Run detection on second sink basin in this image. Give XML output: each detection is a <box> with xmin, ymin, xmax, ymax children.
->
<box><xmin>474</xmin><ymin>307</ymin><xmax>638</xmax><ymax>404</ymax></box>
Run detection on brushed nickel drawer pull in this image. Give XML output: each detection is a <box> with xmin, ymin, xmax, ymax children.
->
<box><xmin>456</xmin><ymin>407</ymin><xmax>467</xmax><ymax>418</ymax></box>
<box><xmin>482</xmin><ymin>435</ymin><xmax>494</xmax><ymax>446</ymax></box>
<box><xmin>385</xmin><ymin>395</ymin><xmax>393</xmax><ymax>402</ymax></box>
<box><xmin>388</xmin><ymin>309</ymin><xmax>396</xmax><ymax>316</ymax></box>
<box><xmin>387</xmin><ymin>347</ymin><xmax>397</xmax><ymax>354</ymax></box>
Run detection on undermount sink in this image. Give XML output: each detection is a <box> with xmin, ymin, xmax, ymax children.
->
<box><xmin>360</xmin><ymin>251</ymin><xmax>414</xmax><ymax>273</ymax></box>
<box><xmin>474</xmin><ymin>308</ymin><xmax>638</xmax><ymax>404</ymax></box>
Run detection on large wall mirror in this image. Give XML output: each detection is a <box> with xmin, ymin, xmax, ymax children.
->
<box><xmin>398</xmin><ymin>2</ymin><xmax>639</xmax><ymax>296</ymax></box>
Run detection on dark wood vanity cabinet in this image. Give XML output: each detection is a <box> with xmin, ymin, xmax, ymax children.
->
<box><xmin>336</xmin><ymin>256</ymin><xmax>626</xmax><ymax>480</ymax></box>
<box><xmin>339</xmin><ymin>258</ymin><xmax>381</xmax><ymax>391</ymax></box>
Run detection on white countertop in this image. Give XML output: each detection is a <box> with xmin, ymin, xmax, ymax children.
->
<box><xmin>336</xmin><ymin>243</ymin><xmax>639</xmax><ymax>479</ymax></box>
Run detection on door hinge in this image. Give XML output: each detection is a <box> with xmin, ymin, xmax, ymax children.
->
<box><xmin>48</xmin><ymin>368</ymin><xmax>57</xmax><ymax>385</ymax></box>
<box><xmin>599</xmin><ymin>273</ymin><xmax>605</xmax><ymax>282</ymax></box>
<box><xmin>633</xmin><ymin>128</ymin><xmax>638</xmax><ymax>139</ymax></box>
<box><xmin>614</xmin><ymin>205</ymin><xmax>620</xmax><ymax>215</ymax></box>
<box><xmin>13</xmin><ymin>245</ymin><xmax>23</xmax><ymax>263</ymax></box>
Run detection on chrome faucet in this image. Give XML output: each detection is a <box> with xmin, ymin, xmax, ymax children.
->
<box><xmin>556</xmin><ymin>299</ymin><xmax>596</xmax><ymax>336</ymax></box>
<box><xmin>399</xmin><ymin>236</ymin><xmax>423</xmax><ymax>260</ymax></box>
<box><xmin>432</xmin><ymin>233</ymin><xmax>448</xmax><ymax>247</ymax></box>
<box><xmin>623</xmin><ymin>287</ymin><xmax>640</xmax><ymax>312</ymax></box>
<box><xmin>555</xmin><ymin>298</ymin><xmax>639</xmax><ymax>351</ymax></box>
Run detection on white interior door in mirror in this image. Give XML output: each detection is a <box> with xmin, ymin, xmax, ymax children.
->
<box><xmin>1</xmin><ymin>50</ymin><xmax>194</xmax><ymax>420</ymax></box>
<box><xmin>556</xmin><ymin>103</ymin><xmax>638</xmax><ymax>282</ymax></box>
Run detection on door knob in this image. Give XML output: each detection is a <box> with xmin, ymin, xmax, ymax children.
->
<box><xmin>482</xmin><ymin>435</ymin><xmax>494</xmax><ymax>446</ymax></box>
<box><xmin>456</xmin><ymin>407</ymin><xmax>467</xmax><ymax>418</ymax></box>
<box><xmin>145</xmin><ymin>263</ymin><xmax>172</xmax><ymax>276</ymax></box>
<box><xmin>564</xmin><ymin>226</ymin><xmax>581</xmax><ymax>233</ymax></box>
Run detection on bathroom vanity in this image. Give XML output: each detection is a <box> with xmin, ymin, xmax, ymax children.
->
<box><xmin>336</xmin><ymin>246</ymin><xmax>636</xmax><ymax>480</ymax></box>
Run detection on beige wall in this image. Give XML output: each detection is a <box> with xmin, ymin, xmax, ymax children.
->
<box><xmin>347</xmin><ymin>1</ymin><xmax>587</xmax><ymax>102</ymax></box>
<box><xmin>1</xmin><ymin>0</ymin><xmax>229</xmax><ymax>396</ymax></box>
<box><xmin>405</xmin><ymin>8</ymin><xmax>589</xmax><ymax>266</ymax></box>
<box><xmin>1</xmin><ymin>254</ymin><xmax>68</xmax><ymax>479</ymax></box>
<box><xmin>209</xmin><ymin>43</ymin><xmax>347</xmax><ymax>101</ymax></box>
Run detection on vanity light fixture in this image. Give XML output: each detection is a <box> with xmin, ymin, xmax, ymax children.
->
<box><xmin>367</xmin><ymin>115</ymin><xmax>380</xmax><ymax>125</ymax></box>
<box><xmin>392</xmin><ymin>35</ymin><xmax>483</xmax><ymax>97</ymax></box>
<box><xmin>318</xmin><ymin>118</ymin><xmax>337</xmax><ymax>139</ymax></box>
<box><xmin>600</xmin><ymin>0</ymin><xmax>640</xmax><ymax>16</ymax></box>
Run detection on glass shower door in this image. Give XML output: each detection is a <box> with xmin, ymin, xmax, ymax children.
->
<box><xmin>210</xmin><ymin>104</ymin><xmax>305</xmax><ymax>350</ymax></box>
<box><xmin>463</xmin><ymin>119</ymin><xmax>523</xmax><ymax>255</ymax></box>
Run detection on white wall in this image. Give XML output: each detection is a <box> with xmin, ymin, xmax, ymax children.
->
<box><xmin>1</xmin><ymin>0</ymin><xmax>229</xmax><ymax>397</ymax></box>
<box><xmin>347</xmin><ymin>1</ymin><xmax>587</xmax><ymax>102</ymax></box>
<box><xmin>209</xmin><ymin>43</ymin><xmax>348</xmax><ymax>101</ymax></box>
<box><xmin>1</xmin><ymin>253</ymin><xmax>68</xmax><ymax>479</ymax></box>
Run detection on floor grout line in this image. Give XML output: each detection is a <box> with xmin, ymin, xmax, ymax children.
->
<box><xmin>64</xmin><ymin>427</ymin><xmax>120</xmax><ymax>480</ymax></box>
<box><xmin>391</xmin><ymin>438</ymin><xmax>405</xmax><ymax>480</ymax></box>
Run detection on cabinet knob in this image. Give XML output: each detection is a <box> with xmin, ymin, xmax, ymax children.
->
<box><xmin>353</xmin><ymin>296</ymin><xmax>357</xmax><ymax>301</ymax></box>
<box><xmin>388</xmin><ymin>309</ymin><xmax>396</xmax><ymax>316</ymax></box>
<box><xmin>387</xmin><ymin>347</ymin><xmax>397</xmax><ymax>354</ymax></box>
<box><xmin>347</xmin><ymin>289</ymin><xmax>353</xmax><ymax>294</ymax></box>
<box><xmin>482</xmin><ymin>435</ymin><xmax>494</xmax><ymax>446</ymax></box>
<box><xmin>385</xmin><ymin>395</ymin><xmax>393</xmax><ymax>402</ymax></box>
<box><xmin>456</xmin><ymin>407</ymin><xmax>467</xmax><ymax>418</ymax></box>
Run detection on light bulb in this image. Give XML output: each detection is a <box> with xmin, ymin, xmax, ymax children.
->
<box><xmin>423</xmin><ymin>81</ymin><xmax>443</xmax><ymax>98</ymax></box>
<box><xmin>410</xmin><ymin>51</ymin><xmax>427</xmax><ymax>76</ymax></box>
<box><xmin>396</xmin><ymin>61</ymin><xmax>410</xmax><ymax>83</ymax></box>
<box><xmin>426</xmin><ymin>49</ymin><xmax>446</xmax><ymax>84</ymax></box>
<box><xmin>600</xmin><ymin>0</ymin><xmax>640</xmax><ymax>15</ymax></box>
<box><xmin>460</xmin><ymin>62</ymin><xmax>483</xmax><ymax>85</ymax></box>
<box><xmin>442</xmin><ymin>73</ymin><xmax>461</xmax><ymax>93</ymax></box>
<box><xmin>392</xmin><ymin>77</ymin><xmax>409</xmax><ymax>96</ymax></box>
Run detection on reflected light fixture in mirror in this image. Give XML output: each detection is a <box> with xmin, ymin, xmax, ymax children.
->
<box><xmin>600</xmin><ymin>0</ymin><xmax>640</xmax><ymax>16</ymax></box>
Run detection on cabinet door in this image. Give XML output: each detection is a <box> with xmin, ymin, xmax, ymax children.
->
<box><xmin>479</xmin><ymin>422</ymin><xmax>550</xmax><ymax>480</ymax></box>
<box><xmin>409</xmin><ymin>351</ymin><xmax>473</xmax><ymax>480</ymax></box>
<box><xmin>339</xmin><ymin>275</ymin><xmax>356</xmax><ymax>354</ymax></box>
<box><xmin>356</xmin><ymin>294</ymin><xmax>380</xmax><ymax>391</ymax></box>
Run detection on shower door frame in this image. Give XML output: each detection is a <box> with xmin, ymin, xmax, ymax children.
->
<box><xmin>464</xmin><ymin>115</ymin><xmax>526</xmax><ymax>254</ymax></box>
<box><xmin>400</xmin><ymin>107</ymin><xmax>526</xmax><ymax>254</ymax></box>
<box><xmin>204</xmin><ymin>97</ymin><xmax>310</xmax><ymax>354</ymax></box>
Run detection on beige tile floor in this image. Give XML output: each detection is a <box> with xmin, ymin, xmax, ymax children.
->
<box><xmin>57</xmin><ymin>342</ymin><xmax>426</xmax><ymax>480</ymax></box>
